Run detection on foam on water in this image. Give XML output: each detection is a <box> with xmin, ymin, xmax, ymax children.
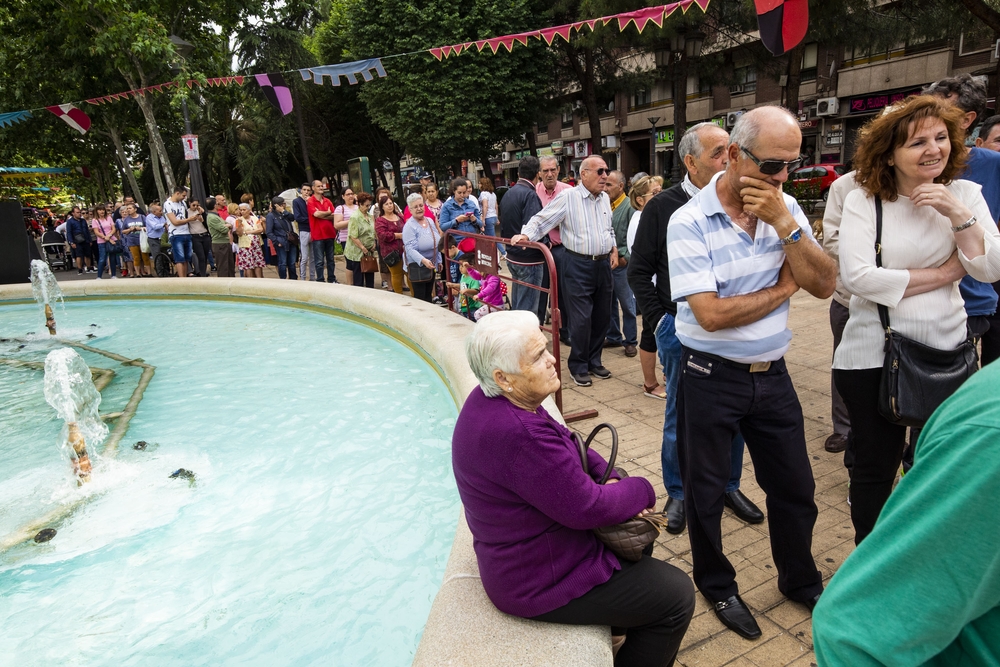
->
<box><xmin>0</xmin><ymin>299</ymin><xmax>460</xmax><ymax>666</ymax></box>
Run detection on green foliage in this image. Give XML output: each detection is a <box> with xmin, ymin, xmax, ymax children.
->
<box><xmin>336</xmin><ymin>0</ymin><xmax>557</xmax><ymax>171</ymax></box>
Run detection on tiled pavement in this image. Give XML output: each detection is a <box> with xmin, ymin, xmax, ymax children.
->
<box><xmin>560</xmin><ymin>291</ymin><xmax>850</xmax><ymax>667</ymax></box>
<box><xmin>55</xmin><ymin>257</ymin><xmax>848</xmax><ymax>665</ymax></box>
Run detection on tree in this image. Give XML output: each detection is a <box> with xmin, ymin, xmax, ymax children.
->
<box><xmin>339</xmin><ymin>0</ymin><xmax>556</xmax><ymax>179</ymax></box>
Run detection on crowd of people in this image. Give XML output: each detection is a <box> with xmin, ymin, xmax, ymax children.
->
<box><xmin>454</xmin><ymin>73</ymin><xmax>1000</xmax><ymax>667</ymax></box>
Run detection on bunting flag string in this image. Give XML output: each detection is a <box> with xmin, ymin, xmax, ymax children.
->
<box><xmin>0</xmin><ymin>0</ymin><xmax>714</xmax><ymax>133</ymax></box>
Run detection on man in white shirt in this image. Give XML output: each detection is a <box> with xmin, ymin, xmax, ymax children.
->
<box><xmin>163</xmin><ymin>186</ymin><xmax>200</xmax><ymax>278</ymax></box>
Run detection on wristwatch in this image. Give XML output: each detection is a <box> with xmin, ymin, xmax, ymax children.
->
<box><xmin>952</xmin><ymin>215</ymin><xmax>977</xmax><ymax>232</ymax></box>
<box><xmin>780</xmin><ymin>228</ymin><xmax>802</xmax><ymax>246</ymax></box>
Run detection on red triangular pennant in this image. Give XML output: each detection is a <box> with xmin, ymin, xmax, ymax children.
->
<box><xmin>429</xmin><ymin>48</ymin><xmax>443</xmax><ymax>61</ymax></box>
<box><xmin>85</xmin><ymin>98</ymin><xmax>102</xmax><ymax>105</ymax></box>
<box><xmin>539</xmin><ymin>25</ymin><xmax>573</xmax><ymax>45</ymax></box>
<box><xmin>234</xmin><ymin>76</ymin><xmax>244</xmax><ymax>85</ymax></box>
<box><xmin>452</xmin><ymin>44</ymin><xmax>464</xmax><ymax>56</ymax></box>
<box><xmin>475</xmin><ymin>40</ymin><xmax>488</xmax><ymax>52</ymax></box>
<box><xmin>617</xmin><ymin>6</ymin><xmax>666</xmax><ymax>32</ymax></box>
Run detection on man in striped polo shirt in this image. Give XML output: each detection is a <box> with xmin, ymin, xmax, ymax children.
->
<box><xmin>667</xmin><ymin>106</ymin><xmax>836</xmax><ymax>640</ymax></box>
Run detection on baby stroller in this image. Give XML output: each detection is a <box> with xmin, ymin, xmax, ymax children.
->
<box><xmin>41</xmin><ymin>231</ymin><xmax>70</xmax><ymax>271</ymax></box>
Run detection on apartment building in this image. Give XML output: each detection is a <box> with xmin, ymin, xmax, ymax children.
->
<box><xmin>494</xmin><ymin>30</ymin><xmax>998</xmax><ymax>182</ymax></box>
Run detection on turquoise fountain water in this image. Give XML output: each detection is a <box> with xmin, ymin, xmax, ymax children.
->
<box><xmin>0</xmin><ymin>299</ymin><xmax>459</xmax><ymax>665</ymax></box>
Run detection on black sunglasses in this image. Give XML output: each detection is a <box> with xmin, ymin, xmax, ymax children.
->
<box><xmin>585</xmin><ymin>167</ymin><xmax>609</xmax><ymax>176</ymax></box>
<box><xmin>739</xmin><ymin>146</ymin><xmax>803</xmax><ymax>175</ymax></box>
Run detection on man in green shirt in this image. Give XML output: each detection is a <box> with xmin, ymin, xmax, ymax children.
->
<box><xmin>204</xmin><ymin>198</ymin><xmax>234</xmax><ymax>277</ymax></box>
<box><xmin>605</xmin><ymin>170</ymin><xmax>637</xmax><ymax>356</ymax></box>
<box><xmin>812</xmin><ymin>362</ymin><xmax>1000</xmax><ymax>665</ymax></box>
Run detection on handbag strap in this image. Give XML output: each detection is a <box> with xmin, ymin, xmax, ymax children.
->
<box><xmin>573</xmin><ymin>423</ymin><xmax>619</xmax><ymax>485</ymax></box>
<box><xmin>874</xmin><ymin>196</ymin><xmax>891</xmax><ymax>333</ymax></box>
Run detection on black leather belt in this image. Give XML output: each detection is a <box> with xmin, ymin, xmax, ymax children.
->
<box><xmin>565</xmin><ymin>248</ymin><xmax>610</xmax><ymax>261</ymax></box>
<box><xmin>686</xmin><ymin>348</ymin><xmax>781</xmax><ymax>373</ymax></box>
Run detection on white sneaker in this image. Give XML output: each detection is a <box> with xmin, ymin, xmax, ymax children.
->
<box><xmin>95</xmin><ymin>277</ymin><xmax>103</xmax><ymax>280</ymax></box>
<box><xmin>111</xmin><ymin>275</ymin><xmax>119</xmax><ymax>279</ymax></box>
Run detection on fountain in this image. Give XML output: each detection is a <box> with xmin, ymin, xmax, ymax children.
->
<box><xmin>29</xmin><ymin>260</ymin><xmax>61</xmax><ymax>335</ymax></box>
<box><xmin>43</xmin><ymin>348</ymin><xmax>106</xmax><ymax>485</ymax></box>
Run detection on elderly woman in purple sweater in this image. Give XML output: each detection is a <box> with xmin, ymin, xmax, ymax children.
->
<box><xmin>453</xmin><ymin>310</ymin><xmax>694</xmax><ymax>667</ymax></box>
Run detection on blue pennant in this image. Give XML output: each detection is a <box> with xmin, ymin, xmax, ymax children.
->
<box><xmin>0</xmin><ymin>110</ymin><xmax>33</xmax><ymax>128</ymax></box>
<box><xmin>298</xmin><ymin>58</ymin><xmax>387</xmax><ymax>87</ymax></box>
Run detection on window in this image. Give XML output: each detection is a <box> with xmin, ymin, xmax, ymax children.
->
<box><xmin>960</xmin><ymin>28</ymin><xmax>995</xmax><ymax>55</ymax></box>
<box><xmin>631</xmin><ymin>88</ymin><xmax>652</xmax><ymax>109</ymax></box>
<box><xmin>801</xmin><ymin>43</ymin><xmax>818</xmax><ymax>82</ymax></box>
<box><xmin>561</xmin><ymin>107</ymin><xmax>574</xmax><ymax>129</ymax></box>
<box><xmin>730</xmin><ymin>66</ymin><xmax>756</xmax><ymax>94</ymax></box>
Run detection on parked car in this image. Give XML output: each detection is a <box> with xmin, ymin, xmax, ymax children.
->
<box><xmin>789</xmin><ymin>163</ymin><xmax>847</xmax><ymax>201</ymax></box>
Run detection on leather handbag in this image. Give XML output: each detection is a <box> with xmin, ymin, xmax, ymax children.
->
<box><xmin>360</xmin><ymin>253</ymin><xmax>379</xmax><ymax>273</ymax></box>
<box><xmin>408</xmin><ymin>261</ymin><xmax>435</xmax><ymax>283</ymax></box>
<box><xmin>574</xmin><ymin>423</ymin><xmax>667</xmax><ymax>562</ymax></box>
<box><xmin>383</xmin><ymin>249</ymin><xmax>401</xmax><ymax>267</ymax></box>
<box><xmin>874</xmin><ymin>197</ymin><xmax>978</xmax><ymax>426</ymax></box>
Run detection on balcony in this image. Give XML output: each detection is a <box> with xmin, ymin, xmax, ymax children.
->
<box><xmin>837</xmin><ymin>48</ymin><xmax>953</xmax><ymax>98</ymax></box>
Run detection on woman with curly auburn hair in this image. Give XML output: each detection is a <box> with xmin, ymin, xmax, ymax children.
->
<box><xmin>833</xmin><ymin>94</ymin><xmax>1000</xmax><ymax>544</ymax></box>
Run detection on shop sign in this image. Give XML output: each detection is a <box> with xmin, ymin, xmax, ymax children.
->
<box><xmin>826</xmin><ymin>123</ymin><xmax>844</xmax><ymax>146</ymax></box>
<box><xmin>538</xmin><ymin>146</ymin><xmax>554</xmax><ymax>157</ymax></box>
<box><xmin>181</xmin><ymin>134</ymin><xmax>199</xmax><ymax>160</ymax></box>
<box><xmin>551</xmin><ymin>140</ymin><xmax>564</xmax><ymax>155</ymax></box>
<box><xmin>573</xmin><ymin>140</ymin><xmax>589</xmax><ymax>158</ymax></box>
<box><xmin>655</xmin><ymin>118</ymin><xmax>724</xmax><ymax>145</ymax></box>
<box><xmin>798</xmin><ymin>119</ymin><xmax>818</xmax><ymax>129</ymax></box>
<box><xmin>848</xmin><ymin>88</ymin><xmax>921</xmax><ymax>115</ymax></box>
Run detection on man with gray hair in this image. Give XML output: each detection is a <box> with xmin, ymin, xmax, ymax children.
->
<box><xmin>628</xmin><ymin>121</ymin><xmax>762</xmax><ymax>537</ymax></box>
<box><xmin>499</xmin><ymin>156</ymin><xmax>545</xmax><ymax>314</ymax></box>
<box><xmin>536</xmin><ymin>155</ymin><xmax>574</xmax><ymax>340</ymax></box>
<box><xmin>668</xmin><ymin>106</ymin><xmax>835</xmax><ymax>638</ymax></box>
<box><xmin>512</xmin><ymin>155</ymin><xmax>618</xmax><ymax>386</ymax></box>
<box><xmin>605</xmin><ymin>170</ymin><xmax>638</xmax><ymax>356</ymax></box>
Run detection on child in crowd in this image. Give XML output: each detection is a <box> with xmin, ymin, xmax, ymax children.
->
<box><xmin>468</xmin><ymin>263</ymin><xmax>506</xmax><ymax>321</ymax></box>
<box><xmin>446</xmin><ymin>253</ymin><xmax>482</xmax><ymax>319</ymax></box>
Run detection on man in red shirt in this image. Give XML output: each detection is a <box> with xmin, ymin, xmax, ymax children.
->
<box><xmin>307</xmin><ymin>179</ymin><xmax>338</xmax><ymax>283</ymax></box>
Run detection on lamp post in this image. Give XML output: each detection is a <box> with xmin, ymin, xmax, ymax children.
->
<box><xmin>669</xmin><ymin>28</ymin><xmax>705</xmax><ymax>183</ymax></box>
<box><xmin>647</xmin><ymin>117</ymin><xmax>660</xmax><ymax>177</ymax></box>
<box><xmin>169</xmin><ymin>35</ymin><xmax>207</xmax><ymax>205</ymax></box>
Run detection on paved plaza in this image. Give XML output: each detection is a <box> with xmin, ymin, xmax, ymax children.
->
<box><xmin>563</xmin><ymin>290</ymin><xmax>848</xmax><ymax>667</ymax></box>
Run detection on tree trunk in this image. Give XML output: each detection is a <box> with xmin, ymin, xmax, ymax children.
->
<box><xmin>390</xmin><ymin>141</ymin><xmax>404</xmax><ymax>198</ymax></box>
<box><xmin>563</xmin><ymin>42</ymin><xmax>603</xmax><ymax>156</ymax></box>
<box><xmin>119</xmin><ymin>66</ymin><xmax>177</xmax><ymax>194</ymax></box>
<box><xmin>107</xmin><ymin>124</ymin><xmax>146</xmax><ymax>209</ymax></box>
<box><xmin>480</xmin><ymin>154</ymin><xmax>495</xmax><ymax>182</ymax></box>
<box><xmin>672</xmin><ymin>56</ymin><xmax>689</xmax><ymax>182</ymax></box>
<box><xmin>784</xmin><ymin>43</ymin><xmax>806</xmax><ymax>113</ymax></box>
<box><xmin>957</xmin><ymin>0</ymin><xmax>1000</xmax><ymax>34</ymax></box>
<box><xmin>101</xmin><ymin>166</ymin><xmax>116</xmax><ymax>203</ymax></box>
<box><xmin>293</xmin><ymin>87</ymin><xmax>314</xmax><ymax>183</ymax></box>
<box><xmin>526</xmin><ymin>130</ymin><xmax>538</xmax><ymax>157</ymax></box>
<box><xmin>95</xmin><ymin>167</ymin><xmax>108</xmax><ymax>204</ymax></box>
<box><xmin>149</xmin><ymin>141</ymin><xmax>167</xmax><ymax>203</ymax></box>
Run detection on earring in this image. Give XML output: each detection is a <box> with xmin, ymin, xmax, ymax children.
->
<box><xmin>505</xmin><ymin>387</ymin><xmax>513</xmax><ymax>392</ymax></box>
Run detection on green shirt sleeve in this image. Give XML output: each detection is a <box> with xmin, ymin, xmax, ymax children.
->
<box><xmin>813</xmin><ymin>369</ymin><xmax>1000</xmax><ymax>666</ymax></box>
<box><xmin>611</xmin><ymin>202</ymin><xmax>634</xmax><ymax>260</ymax></box>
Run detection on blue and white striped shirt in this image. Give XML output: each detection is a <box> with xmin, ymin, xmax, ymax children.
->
<box><xmin>667</xmin><ymin>172</ymin><xmax>817</xmax><ymax>363</ymax></box>
<box><xmin>520</xmin><ymin>184</ymin><xmax>615</xmax><ymax>256</ymax></box>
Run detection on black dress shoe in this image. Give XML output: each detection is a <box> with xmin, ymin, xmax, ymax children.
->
<box><xmin>802</xmin><ymin>592</ymin><xmax>822</xmax><ymax>612</ymax></box>
<box><xmin>713</xmin><ymin>595</ymin><xmax>761</xmax><ymax>640</ymax></box>
<box><xmin>664</xmin><ymin>497</ymin><xmax>685</xmax><ymax>534</ymax></box>
<box><xmin>572</xmin><ymin>373</ymin><xmax>592</xmax><ymax>387</ymax></box>
<box><xmin>589</xmin><ymin>365</ymin><xmax>612</xmax><ymax>379</ymax></box>
<box><xmin>824</xmin><ymin>433</ymin><xmax>849</xmax><ymax>453</ymax></box>
<box><xmin>724</xmin><ymin>490</ymin><xmax>765</xmax><ymax>524</ymax></box>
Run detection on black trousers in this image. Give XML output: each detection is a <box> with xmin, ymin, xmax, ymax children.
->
<box><xmin>191</xmin><ymin>233</ymin><xmax>212</xmax><ymax>276</ymax></box>
<box><xmin>982</xmin><ymin>286</ymin><xmax>1000</xmax><ymax>366</ymax></box>
<box><xmin>411</xmin><ymin>279</ymin><xmax>434</xmax><ymax>301</ymax></box>
<box><xmin>531</xmin><ymin>556</ymin><xmax>694</xmax><ymax>667</ymax></box>
<box><xmin>833</xmin><ymin>368</ymin><xmax>908</xmax><ymax>544</ymax></box>
<box><xmin>676</xmin><ymin>348</ymin><xmax>822</xmax><ymax>603</ymax></box>
<box><xmin>562</xmin><ymin>251</ymin><xmax>613</xmax><ymax>375</ymax></box>
<box><xmin>550</xmin><ymin>244</ymin><xmax>571</xmax><ymax>340</ymax></box>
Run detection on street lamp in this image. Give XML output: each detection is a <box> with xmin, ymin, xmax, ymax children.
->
<box><xmin>647</xmin><ymin>117</ymin><xmax>660</xmax><ymax>178</ymax></box>
<box><xmin>169</xmin><ymin>35</ymin><xmax>207</xmax><ymax>206</ymax></box>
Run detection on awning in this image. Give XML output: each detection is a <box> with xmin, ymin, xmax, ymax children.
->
<box><xmin>499</xmin><ymin>161</ymin><xmax>520</xmax><ymax>170</ymax></box>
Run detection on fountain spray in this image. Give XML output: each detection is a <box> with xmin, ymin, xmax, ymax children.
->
<box><xmin>30</xmin><ymin>260</ymin><xmax>62</xmax><ymax>335</ymax></box>
<box><xmin>43</xmin><ymin>348</ymin><xmax>108</xmax><ymax>485</ymax></box>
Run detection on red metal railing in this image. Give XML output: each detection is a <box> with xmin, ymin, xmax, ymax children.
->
<box><xmin>441</xmin><ymin>230</ymin><xmax>598</xmax><ymax>423</ymax></box>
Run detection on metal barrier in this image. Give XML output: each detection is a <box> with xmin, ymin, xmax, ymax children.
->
<box><xmin>442</xmin><ymin>230</ymin><xmax>598</xmax><ymax>423</ymax></box>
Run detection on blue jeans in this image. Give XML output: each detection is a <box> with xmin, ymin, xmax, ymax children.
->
<box><xmin>274</xmin><ymin>243</ymin><xmax>298</xmax><ymax>279</ymax></box>
<box><xmin>97</xmin><ymin>243</ymin><xmax>119</xmax><ymax>278</ymax></box>
<box><xmin>655</xmin><ymin>313</ymin><xmax>745</xmax><ymax>499</ymax></box>
<box><xmin>509</xmin><ymin>261</ymin><xmax>543</xmax><ymax>314</ymax></box>
<box><xmin>485</xmin><ymin>216</ymin><xmax>504</xmax><ymax>255</ymax></box>
<box><xmin>607</xmin><ymin>265</ymin><xmax>637</xmax><ymax>345</ymax></box>
<box><xmin>312</xmin><ymin>238</ymin><xmax>337</xmax><ymax>283</ymax></box>
<box><xmin>170</xmin><ymin>234</ymin><xmax>193</xmax><ymax>265</ymax></box>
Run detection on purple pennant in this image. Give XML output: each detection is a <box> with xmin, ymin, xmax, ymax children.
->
<box><xmin>254</xmin><ymin>72</ymin><xmax>293</xmax><ymax>115</ymax></box>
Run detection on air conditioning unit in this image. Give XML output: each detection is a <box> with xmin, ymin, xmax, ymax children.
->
<box><xmin>726</xmin><ymin>111</ymin><xmax>743</xmax><ymax>128</ymax></box>
<box><xmin>501</xmin><ymin>152</ymin><xmax>510</xmax><ymax>161</ymax></box>
<box><xmin>817</xmin><ymin>97</ymin><xmax>840</xmax><ymax>117</ymax></box>
<box><xmin>728</xmin><ymin>84</ymin><xmax>745</xmax><ymax>95</ymax></box>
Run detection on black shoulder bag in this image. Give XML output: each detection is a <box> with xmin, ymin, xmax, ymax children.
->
<box><xmin>874</xmin><ymin>197</ymin><xmax>978</xmax><ymax>426</ymax></box>
<box><xmin>574</xmin><ymin>423</ymin><xmax>667</xmax><ymax>562</ymax></box>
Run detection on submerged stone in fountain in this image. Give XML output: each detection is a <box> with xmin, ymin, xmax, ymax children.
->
<box><xmin>34</xmin><ymin>529</ymin><xmax>56</xmax><ymax>544</ymax></box>
<box><xmin>169</xmin><ymin>468</ymin><xmax>195</xmax><ymax>483</ymax></box>
<box><xmin>133</xmin><ymin>441</ymin><xmax>148</xmax><ymax>450</ymax></box>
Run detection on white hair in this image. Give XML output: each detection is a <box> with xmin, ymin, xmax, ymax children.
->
<box><xmin>406</xmin><ymin>192</ymin><xmax>424</xmax><ymax>208</ymax></box>
<box><xmin>677</xmin><ymin>122</ymin><xmax>724</xmax><ymax>159</ymax></box>
<box><xmin>465</xmin><ymin>310</ymin><xmax>541</xmax><ymax>397</ymax></box>
<box><xmin>539</xmin><ymin>155</ymin><xmax>559</xmax><ymax>167</ymax></box>
<box><xmin>729</xmin><ymin>105</ymin><xmax>797</xmax><ymax>152</ymax></box>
